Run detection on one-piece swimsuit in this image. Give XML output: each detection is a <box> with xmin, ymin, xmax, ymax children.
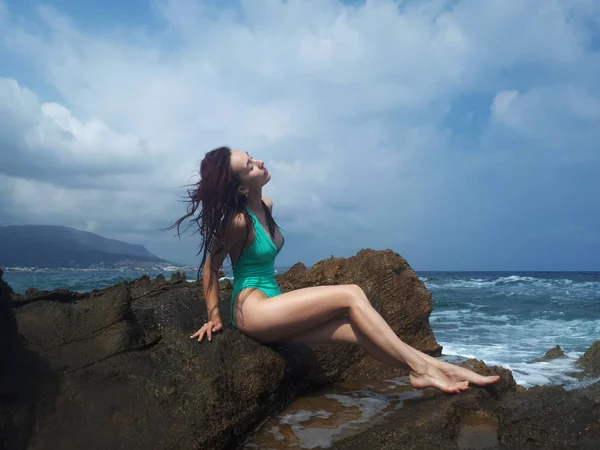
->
<box><xmin>230</xmin><ymin>206</ymin><xmax>285</xmax><ymax>328</ymax></box>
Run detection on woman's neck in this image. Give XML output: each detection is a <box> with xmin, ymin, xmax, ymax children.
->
<box><xmin>246</xmin><ymin>188</ymin><xmax>263</xmax><ymax>212</ymax></box>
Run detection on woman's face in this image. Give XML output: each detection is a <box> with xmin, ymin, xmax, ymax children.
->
<box><xmin>230</xmin><ymin>149</ymin><xmax>271</xmax><ymax>191</ymax></box>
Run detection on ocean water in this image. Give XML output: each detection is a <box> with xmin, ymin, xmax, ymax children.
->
<box><xmin>423</xmin><ymin>271</ymin><xmax>600</xmax><ymax>388</ymax></box>
<box><xmin>3</xmin><ymin>267</ymin><xmax>598</xmax><ymax>388</ymax></box>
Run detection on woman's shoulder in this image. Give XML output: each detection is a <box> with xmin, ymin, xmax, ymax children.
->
<box><xmin>229</xmin><ymin>210</ymin><xmax>248</xmax><ymax>230</ymax></box>
<box><xmin>262</xmin><ymin>196</ymin><xmax>273</xmax><ymax>213</ymax></box>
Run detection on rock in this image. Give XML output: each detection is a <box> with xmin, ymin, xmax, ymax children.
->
<box><xmin>277</xmin><ymin>249</ymin><xmax>441</xmax><ymax>381</ymax></box>
<box><xmin>218</xmin><ymin>278</ymin><xmax>232</xmax><ymax>290</ymax></box>
<box><xmin>332</xmin><ymin>363</ymin><xmax>515</xmax><ymax>450</ymax></box>
<box><xmin>4</xmin><ymin>249</ymin><xmax>441</xmax><ymax>450</ymax></box>
<box><xmin>459</xmin><ymin>358</ymin><xmax>516</xmax><ymax>394</ymax></box>
<box><xmin>332</xmin><ymin>365</ymin><xmax>600</xmax><ymax>450</ymax></box>
<box><xmin>498</xmin><ymin>383</ymin><xmax>600</xmax><ymax>449</ymax></box>
<box><xmin>14</xmin><ymin>285</ymin><xmax>154</xmax><ymax>371</ymax></box>
<box><xmin>170</xmin><ymin>271</ymin><xmax>186</xmax><ymax>282</ymax></box>
<box><xmin>528</xmin><ymin>344</ymin><xmax>566</xmax><ymax>363</ymax></box>
<box><xmin>0</xmin><ymin>268</ymin><xmax>24</xmax><ymax>449</ymax></box>
<box><xmin>0</xmin><ymin>270</ymin><xmax>59</xmax><ymax>450</ymax></box>
<box><xmin>576</xmin><ymin>341</ymin><xmax>600</xmax><ymax>377</ymax></box>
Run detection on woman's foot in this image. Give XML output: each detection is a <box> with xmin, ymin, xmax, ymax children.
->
<box><xmin>409</xmin><ymin>363</ymin><xmax>470</xmax><ymax>394</ymax></box>
<box><xmin>416</xmin><ymin>352</ymin><xmax>501</xmax><ymax>386</ymax></box>
<box><xmin>440</xmin><ymin>364</ymin><xmax>500</xmax><ymax>386</ymax></box>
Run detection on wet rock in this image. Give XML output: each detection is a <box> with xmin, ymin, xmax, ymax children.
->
<box><xmin>277</xmin><ymin>249</ymin><xmax>441</xmax><ymax>381</ymax></box>
<box><xmin>332</xmin><ymin>363</ymin><xmax>513</xmax><ymax>450</ymax></box>
<box><xmin>576</xmin><ymin>341</ymin><xmax>600</xmax><ymax>377</ymax></box>
<box><xmin>528</xmin><ymin>344</ymin><xmax>566</xmax><ymax>363</ymax></box>
<box><xmin>331</xmin><ymin>349</ymin><xmax>600</xmax><ymax>450</ymax></box>
<box><xmin>498</xmin><ymin>383</ymin><xmax>600</xmax><ymax>449</ymax></box>
<box><xmin>3</xmin><ymin>249</ymin><xmax>441</xmax><ymax>450</ymax></box>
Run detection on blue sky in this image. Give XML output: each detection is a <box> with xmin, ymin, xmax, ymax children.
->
<box><xmin>1</xmin><ymin>0</ymin><xmax>599</xmax><ymax>271</ymax></box>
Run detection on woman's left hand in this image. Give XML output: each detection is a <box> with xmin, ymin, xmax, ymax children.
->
<box><xmin>189</xmin><ymin>318</ymin><xmax>223</xmax><ymax>342</ymax></box>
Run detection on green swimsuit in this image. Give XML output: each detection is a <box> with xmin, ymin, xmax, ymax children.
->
<box><xmin>230</xmin><ymin>206</ymin><xmax>285</xmax><ymax>328</ymax></box>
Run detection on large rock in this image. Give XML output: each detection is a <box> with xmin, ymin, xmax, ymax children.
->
<box><xmin>332</xmin><ymin>353</ymin><xmax>600</xmax><ymax>450</ymax></box>
<box><xmin>0</xmin><ymin>270</ymin><xmax>59</xmax><ymax>450</ymax></box>
<box><xmin>4</xmin><ymin>249</ymin><xmax>442</xmax><ymax>450</ymax></box>
<box><xmin>277</xmin><ymin>249</ymin><xmax>442</xmax><ymax>381</ymax></box>
<box><xmin>576</xmin><ymin>341</ymin><xmax>600</xmax><ymax>377</ymax></box>
<box><xmin>0</xmin><ymin>268</ymin><xmax>25</xmax><ymax>449</ymax></box>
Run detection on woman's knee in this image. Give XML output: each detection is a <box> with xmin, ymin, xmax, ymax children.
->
<box><xmin>345</xmin><ymin>284</ymin><xmax>370</xmax><ymax>307</ymax></box>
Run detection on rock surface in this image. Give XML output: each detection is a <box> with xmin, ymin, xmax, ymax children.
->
<box><xmin>2</xmin><ymin>249</ymin><xmax>441</xmax><ymax>449</ymax></box>
<box><xmin>277</xmin><ymin>250</ymin><xmax>442</xmax><ymax>381</ymax></box>
<box><xmin>528</xmin><ymin>344</ymin><xmax>566</xmax><ymax>363</ymax></box>
<box><xmin>332</xmin><ymin>355</ymin><xmax>600</xmax><ymax>450</ymax></box>
<box><xmin>3</xmin><ymin>249</ymin><xmax>600</xmax><ymax>450</ymax></box>
<box><xmin>576</xmin><ymin>341</ymin><xmax>600</xmax><ymax>377</ymax></box>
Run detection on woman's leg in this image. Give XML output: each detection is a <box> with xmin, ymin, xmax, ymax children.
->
<box><xmin>235</xmin><ymin>284</ymin><xmax>469</xmax><ymax>393</ymax></box>
<box><xmin>282</xmin><ymin>315</ymin><xmax>399</xmax><ymax>366</ymax></box>
<box><xmin>282</xmin><ymin>315</ymin><xmax>500</xmax><ymax>386</ymax></box>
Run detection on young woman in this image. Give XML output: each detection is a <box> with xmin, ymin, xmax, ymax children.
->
<box><xmin>170</xmin><ymin>146</ymin><xmax>499</xmax><ymax>393</ymax></box>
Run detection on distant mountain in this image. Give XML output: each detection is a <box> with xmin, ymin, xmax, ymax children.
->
<box><xmin>0</xmin><ymin>225</ymin><xmax>170</xmax><ymax>269</ymax></box>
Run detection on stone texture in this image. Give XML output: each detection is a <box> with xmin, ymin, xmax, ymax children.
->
<box><xmin>528</xmin><ymin>345</ymin><xmax>567</xmax><ymax>363</ymax></box>
<box><xmin>2</xmin><ymin>249</ymin><xmax>440</xmax><ymax>449</ymax></box>
<box><xmin>277</xmin><ymin>249</ymin><xmax>442</xmax><ymax>381</ymax></box>
<box><xmin>576</xmin><ymin>341</ymin><xmax>600</xmax><ymax>377</ymax></box>
<box><xmin>332</xmin><ymin>357</ymin><xmax>600</xmax><ymax>450</ymax></box>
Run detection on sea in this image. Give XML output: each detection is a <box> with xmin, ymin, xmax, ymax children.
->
<box><xmin>3</xmin><ymin>267</ymin><xmax>599</xmax><ymax>389</ymax></box>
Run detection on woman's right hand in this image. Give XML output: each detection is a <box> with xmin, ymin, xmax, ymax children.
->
<box><xmin>190</xmin><ymin>318</ymin><xmax>223</xmax><ymax>342</ymax></box>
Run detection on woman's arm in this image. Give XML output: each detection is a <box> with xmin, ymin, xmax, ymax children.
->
<box><xmin>191</xmin><ymin>214</ymin><xmax>245</xmax><ymax>342</ymax></box>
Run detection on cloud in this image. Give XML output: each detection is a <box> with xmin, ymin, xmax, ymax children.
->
<box><xmin>0</xmin><ymin>0</ymin><xmax>599</xmax><ymax>269</ymax></box>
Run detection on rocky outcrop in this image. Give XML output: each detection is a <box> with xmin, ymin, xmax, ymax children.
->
<box><xmin>0</xmin><ymin>270</ymin><xmax>59</xmax><ymax>450</ymax></box>
<box><xmin>577</xmin><ymin>341</ymin><xmax>600</xmax><ymax>377</ymax></box>
<box><xmin>528</xmin><ymin>344</ymin><xmax>566</xmax><ymax>363</ymax></box>
<box><xmin>0</xmin><ymin>267</ymin><xmax>25</xmax><ymax>449</ymax></box>
<box><xmin>277</xmin><ymin>249</ymin><xmax>441</xmax><ymax>381</ymax></box>
<box><xmin>4</xmin><ymin>248</ymin><xmax>599</xmax><ymax>450</ymax></box>
<box><xmin>3</xmin><ymin>249</ymin><xmax>441</xmax><ymax>450</ymax></box>
<box><xmin>332</xmin><ymin>352</ymin><xmax>600</xmax><ymax>450</ymax></box>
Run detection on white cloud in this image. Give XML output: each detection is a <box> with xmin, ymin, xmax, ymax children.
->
<box><xmin>491</xmin><ymin>90</ymin><xmax>520</xmax><ymax>119</ymax></box>
<box><xmin>0</xmin><ymin>0</ymin><xmax>599</xmax><ymax>268</ymax></box>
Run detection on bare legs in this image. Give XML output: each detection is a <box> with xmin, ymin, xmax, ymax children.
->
<box><xmin>235</xmin><ymin>284</ymin><xmax>498</xmax><ymax>393</ymax></box>
<box><xmin>282</xmin><ymin>315</ymin><xmax>500</xmax><ymax>387</ymax></box>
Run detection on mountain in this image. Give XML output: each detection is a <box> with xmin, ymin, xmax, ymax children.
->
<box><xmin>0</xmin><ymin>225</ymin><xmax>170</xmax><ymax>269</ymax></box>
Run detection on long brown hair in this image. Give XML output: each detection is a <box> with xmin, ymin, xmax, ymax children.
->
<box><xmin>167</xmin><ymin>146</ymin><xmax>279</xmax><ymax>278</ymax></box>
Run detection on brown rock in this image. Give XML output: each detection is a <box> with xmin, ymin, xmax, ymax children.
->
<box><xmin>332</xmin><ymin>364</ymin><xmax>514</xmax><ymax>450</ymax></box>
<box><xmin>528</xmin><ymin>344</ymin><xmax>567</xmax><ymax>363</ymax></box>
<box><xmin>331</xmin><ymin>378</ymin><xmax>600</xmax><ymax>449</ymax></box>
<box><xmin>576</xmin><ymin>341</ymin><xmax>600</xmax><ymax>377</ymax></box>
<box><xmin>0</xmin><ymin>268</ymin><xmax>24</xmax><ymax>449</ymax></box>
<box><xmin>0</xmin><ymin>270</ymin><xmax>60</xmax><ymax>450</ymax></box>
<box><xmin>277</xmin><ymin>249</ymin><xmax>441</xmax><ymax>381</ymax></box>
<box><xmin>4</xmin><ymin>249</ymin><xmax>441</xmax><ymax>450</ymax></box>
<box><xmin>331</xmin><ymin>348</ymin><xmax>600</xmax><ymax>450</ymax></box>
<box><xmin>498</xmin><ymin>384</ymin><xmax>600</xmax><ymax>449</ymax></box>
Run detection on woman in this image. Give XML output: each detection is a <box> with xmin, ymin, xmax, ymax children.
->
<box><xmin>170</xmin><ymin>146</ymin><xmax>499</xmax><ymax>393</ymax></box>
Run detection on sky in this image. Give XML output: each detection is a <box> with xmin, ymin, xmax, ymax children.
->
<box><xmin>0</xmin><ymin>0</ymin><xmax>599</xmax><ymax>271</ymax></box>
